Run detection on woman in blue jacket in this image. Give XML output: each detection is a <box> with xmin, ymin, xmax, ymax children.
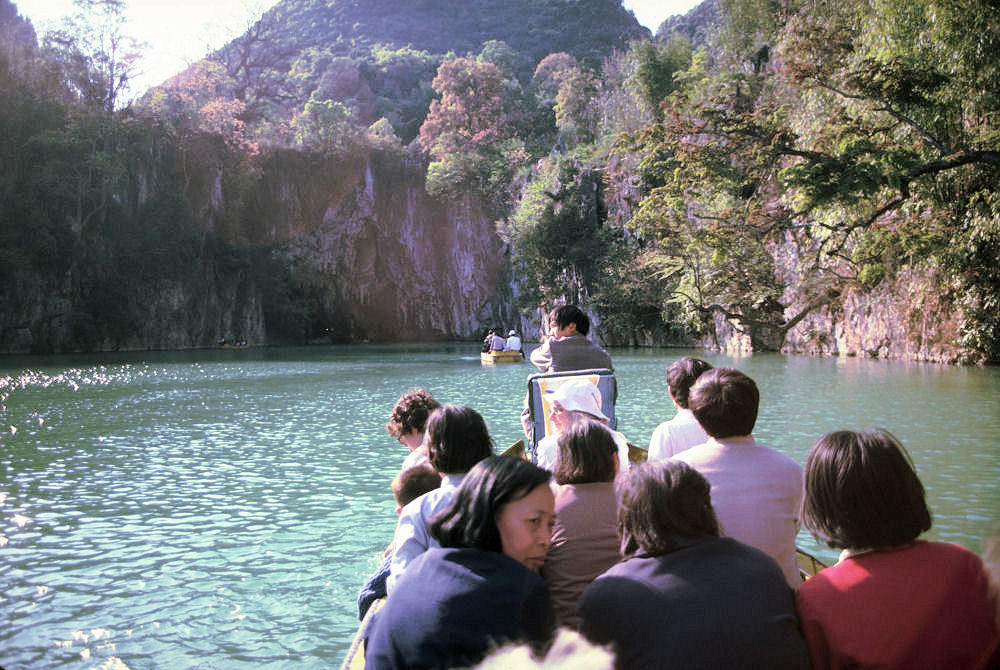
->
<box><xmin>365</xmin><ymin>456</ymin><xmax>557</xmax><ymax>669</ymax></box>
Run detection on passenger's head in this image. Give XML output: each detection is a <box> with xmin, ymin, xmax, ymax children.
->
<box><xmin>424</xmin><ymin>405</ymin><xmax>494</xmax><ymax>475</ymax></box>
<box><xmin>391</xmin><ymin>465</ymin><xmax>441</xmax><ymax>514</ymax></box>
<box><xmin>547</xmin><ymin>379</ymin><xmax>608</xmax><ymax>434</ymax></box>
<box><xmin>666</xmin><ymin>357</ymin><xmax>713</xmax><ymax>409</ymax></box>
<box><xmin>554</xmin><ymin>419</ymin><xmax>618</xmax><ymax>485</ymax></box>
<box><xmin>688</xmin><ymin>367</ymin><xmax>759</xmax><ymax>438</ymax></box>
<box><xmin>549</xmin><ymin>305</ymin><xmax>590</xmax><ymax>337</ymax></box>
<box><xmin>431</xmin><ymin>456</ymin><xmax>554</xmax><ymax>570</ymax></box>
<box><xmin>616</xmin><ymin>460</ymin><xmax>719</xmax><ymax>558</ymax></box>
<box><xmin>385</xmin><ymin>388</ymin><xmax>440</xmax><ymax>450</ymax></box>
<box><xmin>802</xmin><ymin>429</ymin><xmax>931</xmax><ymax>550</ymax></box>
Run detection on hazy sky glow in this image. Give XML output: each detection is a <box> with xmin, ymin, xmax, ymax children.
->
<box><xmin>19</xmin><ymin>0</ymin><xmax>703</xmax><ymax>95</ymax></box>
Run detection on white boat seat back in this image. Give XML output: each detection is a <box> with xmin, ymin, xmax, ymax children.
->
<box><xmin>525</xmin><ymin>368</ymin><xmax>616</xmax><ymax>460</ymax></box>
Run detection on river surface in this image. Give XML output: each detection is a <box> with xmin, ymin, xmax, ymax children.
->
<box><xmin>1</xmin><ymin>344</ymin><xmax>998</xmax><ymax>668</ymax></box>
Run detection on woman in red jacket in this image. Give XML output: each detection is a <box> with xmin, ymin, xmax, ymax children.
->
<box><xmin>796</xmin><ymin>429</ymin><xmax>1000</xmax><ymax>670</ymax></box>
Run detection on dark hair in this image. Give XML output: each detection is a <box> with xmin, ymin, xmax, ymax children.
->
<box><xmin>385</xmin><ymin>389</ymin><xmax>440</xmax><ymax>438</ymax></box>
<box><xmin>550</xmin><ymin>305</ymin><xmax>590</xmax><ymax>336</ymax></box>
<box><xmin>392</xmin><ymin>466</ymin><xmax>441</xmax><ymax>507</ymax></box>
<box><xmin>616</xmin><ymin>460</ymin><xmax>720</xmax><ymax>558</ymax></box>
<box><xmin>430</xmin><ymin>456</ymin><xmax>552</xmax><ymax>551</ymax></box>
<box><xmin>802</xmin><ymin>429</ymin><xmax>932</xmax><ymax>550</ymax></box>
<box><xmin>666</xmin><ymin>357</ymin><xmax>714</xmax><ymax>409</ymax></box>
<box><xmin>553</xmin><ymin>418</ymin><xmax>617</xmax><ymax>485</ymax></box>
<box><xmin>425</xmin><ymin>405</ymin><xmax>494</xmax><ymax>475</ymax></box>
<box><xmin>688</xmin><ymin>367</ymin><xmax>759</xmax><ymax>438</ymax></box>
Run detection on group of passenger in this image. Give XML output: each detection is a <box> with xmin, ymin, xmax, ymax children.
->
<box><xmin>482</xmin><ymin>328</ymin><xmax>523</xmax><ymax>355</ymax></box>
<box><xmin>359</xmin><ymin>305</ymin><xmax>1000</xmax><ymax>670</ymax></box>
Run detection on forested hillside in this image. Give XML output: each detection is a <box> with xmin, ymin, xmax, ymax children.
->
<box><xmin>1</xmin><ymin>0</ymin><xmax>997</xmax><ymax>363</ymax></box>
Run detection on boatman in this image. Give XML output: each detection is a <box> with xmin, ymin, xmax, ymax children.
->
<box><xmin>522</xmin><ymin>305</ymin><xmax>614</xmax><ymax>438</ymax></box>
<box><xmin>528</xmin><ymin>306</ymin><xmax>612</xmax><ymax>373</ymax></box>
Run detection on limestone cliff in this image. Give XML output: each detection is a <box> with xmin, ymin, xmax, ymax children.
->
<box><xmin>696</xmin><ymin>244</ymin><xmax>966</xmax><ymax>364</ymax></box>
<box><xmin>225</xmin><ymin>147</ymin><xmax>509</xmax><ymax>342</ymax></box>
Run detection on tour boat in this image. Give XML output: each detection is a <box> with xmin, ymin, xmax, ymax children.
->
<box><xmin>481</xmin><ymin>350</ymin><xmax>524</xmax><ymax>364</ymax></box>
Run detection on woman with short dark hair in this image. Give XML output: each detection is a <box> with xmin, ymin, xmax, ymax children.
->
<box><xmin>541</xmin><ymin>419</ymin><xmax>621</xmax><ymax>628</ymax></box>
<box><xmin>577</xmin><ymin>460</ymin><xmax>810</xmax><ymax>669</ymax></box>
<box><xmin>796</xmin><ymin>429</ymin><xmax>999</xmax><ymax>670</ymax></box>
<box><xmin>366</xmin><ymin>456</ymin><xmax>557</xmax><ymax>670</ymax></box>
<box><xmin>386</xmin><ymin>405</ymin><xmax>494</xmax><ymax>591</ymax></box>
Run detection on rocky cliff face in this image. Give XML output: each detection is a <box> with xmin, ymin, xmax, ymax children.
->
<box><xmin>237</xmin><ymin>147</ymin><xmax>509</xmax><ymax>342</ymax></box>
<box><xmin>700</xmin><ymin>235</ymin><xmax>965</xmax><ymax>364</ymax></box>
<box><xmin>0</xmin><ymin>262</ymin><xmax>265</xmax><ymax>354</ymax></box>
<box><xmin>780</xmin><ymin>266</ymin><xmax>963</xmax><ymax>363</ymax></box>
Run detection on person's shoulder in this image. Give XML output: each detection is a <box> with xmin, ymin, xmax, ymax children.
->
<box><xmin>670</xmin><ymin>440</ymin><xmax>713</xmax><ymax>462</ymax></box>
<box><xmin>402</xmin><ymin>485</ymin><xmax>450</xmax><ymax>517</ymax></box>
<box><xmin>912</xmin><ymin>540</ymin><xmax>985</xmax><ymax>568</ymax></box>
<box><xmin>753</xmin><ymin>440</ymin><xmax>804</xmax><ymax>470</ymax></box>
<box><xmin>651</xmin><ymin>420</ymin><xmax>670</xmax><ymax>436</ymax></box>
<box><xmin>715</xmin><ymin>537</ymin><xmax>790</xmax><ymax>574</ymax></box>
<box><xmin>555</xmin><ymin>480</ymin><xmax>614</xmax><ymax>505</ymax></box>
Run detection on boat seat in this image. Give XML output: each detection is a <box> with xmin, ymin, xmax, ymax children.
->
<box><xmin>525</xmin><ymin>368</ymin><xmax>616</xmax><ymax>461</ymax></box>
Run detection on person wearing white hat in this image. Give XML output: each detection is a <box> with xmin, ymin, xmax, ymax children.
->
<box><xmin>535</xmin><ymin>379</ymin><xmax>630</xmax><ymax>473</ymax></box>
<box><xmin>503</xmin><ymin>330</ymin><xmax>523</xmax><ymax>355</ymax></box>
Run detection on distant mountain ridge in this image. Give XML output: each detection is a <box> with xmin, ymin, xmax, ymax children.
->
<box><xmin>219</xmin><ymin>0</ymin><xmax>650</xmax><ymax>81</ymax></box>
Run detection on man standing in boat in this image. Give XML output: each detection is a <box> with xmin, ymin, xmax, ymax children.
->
<box><xmin>528</xmin><ymin>306</ymin><xmax>612</xmax><ymax>373</ymax></box>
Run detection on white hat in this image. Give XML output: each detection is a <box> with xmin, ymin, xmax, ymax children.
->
<box><xmin>508</xmin><ymin>330</ymin><xmax>517</xmax><ymax>336</ymax></box>
<box><xmin>546</xmin><ymin>379</ymin><xmax>608</xmax><ymax>421</ymax></box>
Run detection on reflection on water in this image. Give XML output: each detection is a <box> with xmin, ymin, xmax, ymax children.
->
<box><xmin>1</xmin><ymin>345</ymin><xmax>998</xmax><ymax>667</ymax></box>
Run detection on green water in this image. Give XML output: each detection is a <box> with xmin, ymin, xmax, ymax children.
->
<box><xmin>1</xmin><ymin>344</ymin><xmax>998</xmax><ymax>668</ymax></box>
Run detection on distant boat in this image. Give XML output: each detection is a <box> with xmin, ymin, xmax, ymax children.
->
<box><xmin>219</xmin><ymin>339</ymin><xmax>248</xmax><ymax>348</ymax></box>
<box><xmin>480</xmin><ymin>350</ymin><xmax>524</xmax><ymax>365</ymax></box>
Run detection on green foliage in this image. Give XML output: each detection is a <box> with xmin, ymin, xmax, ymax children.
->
<box><xmin>553</xmin><ymin>65</ymin><xmax>599</xmax><ymax>146</ymax></box>
<box><xmin>477</xmin><ymin>41</ymin><xmax>523</xmax><ymax>80</ymax></box>
<box><xmin>292</xmin><ymin>94</ymin><xmax>359</xmax><ymax>153</ymax></box>
<box><xmin>531</xmin><ymin>52</ymin><xmax>580</xmax><ymax>103</ymax></box>
<box><xmin>604</xmin><ymin>0</ymin><xmax>1000</xmax><ymax>359</ymax></box>
<box><xmin>9</xmin><ymin>0</ymin><xmax>1000</xmax><ymax>360</ymax></box>
<box><xmin>425</xmin><ymin>153</ymin><xmax>478</xmax><ymax>199</ymax></box>
<box><xmin>945</xmin><ymin>192</ymin><xmax>1000</xmax><ymax>361</ymax></box>
<box><xmin>363</xmin><ymin>45</ymin><xmax>440</xmax><ymax>142</ymax></box>
<box><xmin>627</xmin><ymin>38</ymin><xmax>693</xmax><ymax>112</ymax></box>
<box><xmin>366</xmin><ymin>117</ymin><xmax>401</xmax><ymax>150</ymax></box>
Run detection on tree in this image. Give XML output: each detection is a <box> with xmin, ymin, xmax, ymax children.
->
<box><xmin>626</xmin><ymin>38</ymin><xmax>693</xmax><ymax>115</ymax></box>
<box><xmin>532</xmin><ymin>52</ymin><xmax>580</xmax><ymax>103</ymax></box>
<box><xmin>418</xmin><ymin>57</ymin><xmax>511</xmax><ymax>157</ymax></box>
<box><xmin>477</xmin><ymin>40</ymin><xmax>522</xmax><ymax>80</ymax></box>
<box><xmin>291</xmin><ymin>94</ymin><xmax>360</xmax><ymax>154</ymax></box>
<box><xmin>606</xmin><ymin>0</ymin><xmax>1000</xmax><ymax>358</ymax></box>
<box><xmin>41</xmin><ymin>0</ymin><xmax>143</xmax><ymax>114</ymax></box>
<box><xmin>417</xmin><ymin>57</ymin><xmax>526</xmax><ymax>210</ymax></box>
<box><xmin>553</xmin><ymin>65</ymin><xmax>599</xmax><ymax>146</ymax></box>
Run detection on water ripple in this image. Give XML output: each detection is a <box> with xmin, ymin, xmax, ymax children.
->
<box><xmin>1</xmin><ymin>346</ymin><xmax>997</xmax><ymax>667</ymax></box>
